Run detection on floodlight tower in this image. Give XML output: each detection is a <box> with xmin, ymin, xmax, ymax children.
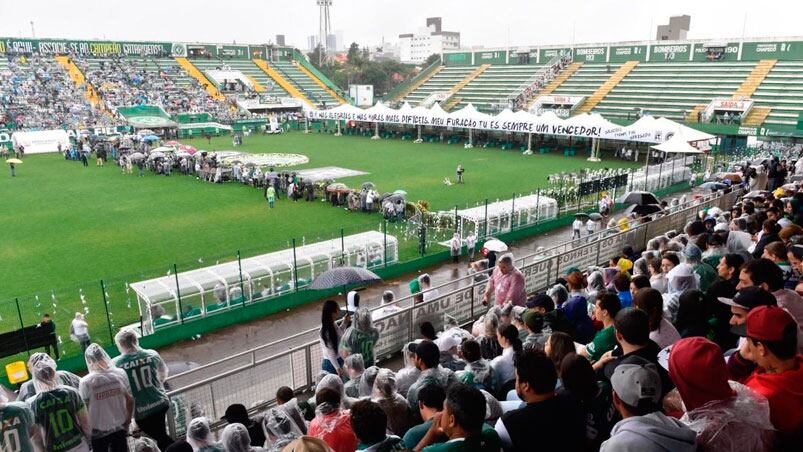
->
<box><xmin>317</xmin><ymin>0</ymin><xmax>332</xmax><ymax>65</ymax></box>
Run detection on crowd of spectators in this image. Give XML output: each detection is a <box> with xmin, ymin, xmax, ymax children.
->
<box><xmin>3</xmin><ymin>152</ymin><xmax>803</xmax><ymax>451</ymax></box>
<box><xmin>0</xmin><ymin>54</ymin><xmax>113</xmax><ymax>130</ymax></box>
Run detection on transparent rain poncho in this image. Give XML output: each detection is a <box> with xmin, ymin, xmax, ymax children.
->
<box><xmin>186</xmin><ymin>417</ymin><xmax>224</xmax><ymax>451</ymax></box>
<box><xmin>84</xmin><ymin>343</ymin><xmax>112</xmax><ymax>372</ymax></box>
<box><xmin>31</xmin><ymin>356</ymin><xmax>59</xmax><ymax>394</ymax></box>
<box><xmin>114</xmin><ymin>328</ymin><xmax>142</xmax><ymax>353</ymax></box>
<box><xmin>358</xmin><ymin>366</ymin><xmax>380</xmax><ymax>398</ymax></box>
<box><xmin>262</xmin><ymin>408</ymin><xmax>303</xmax><ymax>452</ymax></box>
<box><xmin>132</xmin><ymin>437</ymin><xmax>160</xmax><ymax>452</ymax></box>
<box><xmin>221</xmin><ymin>422</ymin><xmax>266</xmax><ymax>452</ymax></box>
<box><xmin>680</xmin><ymin>381</ymin><xmax>775</xmax><ymax>452</ymax></box>
<box><xmin>395</xmin><ymin>341</ymin><xmax>421</xmax><ymax>397</ymax></box>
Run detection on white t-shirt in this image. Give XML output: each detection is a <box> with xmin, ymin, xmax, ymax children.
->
<box><xmin>422</xmin><ymin>287</ymin><xmax>440</xmax><ymax>303</ymax></box>
<box><xmin>78</xmin><ymin>368</ymin><xmax>132</xmax><ymax>439</ymax></box>
<box><xmin>572</xmin><ymin>219</ymin><xmax>583</xmax><ymax>230</ymax></box>
<box><xmin>650</xmin><ymin>318</ymin><xmax>682</xmax><ymax>349</ymax></box>
<box><xmin>490</xmin><ymin>346</ymin><xmax>516</xmax><ymax>387</ymax></box>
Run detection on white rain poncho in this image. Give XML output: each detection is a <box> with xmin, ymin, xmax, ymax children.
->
<box><xmin>31</xmin><ymin>355</ymin><xmax>59</xmax><ymax>394</ymax></box>
<box><xmin>262</xmin><ymin>408</ymin><xmax>303</xmax><ymax>452</ymax></box>
<box><xmin>372</xmin><ymin>369</ymin><xmax>413</xmax><ymax>435</ymax></box>
<box><xmin>132</xmin><ymin>437</ymin><xmax>160</xmax><ymax>452</ymax></box>
<box><xmin>456</xmin><ymin>358</ymin><xmax>494</xmax><ymax>392</ymax></box>
<box><xmin>277</xmin><ymin>398</ymin><xmax>307</xmax><ymax>435</ymax></box>
<box><xmin>680</xmin><ymin>382</ymin><xmax>775</xmax><ymax>452</ymax></box>
<box><xmin>664</xmin><ymin>264</ymin><xmax>700</xmax><ymax>322</ymax></box>
<box><xmin>17</xmin><ymin>353</ymin><xmax>80</xmax><ymax>402</ymax></box>
<box><xmin>221</xmin><ymin>422</ymin><xmax>266</xmax><ymax>452</ymax></box>
<box><xmin>80</xmin><ymin>343</ymin><xmax>132</xmax><ymax>439</ymax></box>
<box><xmin>481</xmin><ymin>389</ymin><xmax>503</xmax><ymax>425</ymax></box>
<box><xmin>340</xmin><ymin>308</ymin><xmax>379</xmax><ymax>367</ymax></box>
<box><xmin>114</xmin><ymin>328</ymin><xmax>142</xmax><ymax>354</ymax></box>
<box><xmin>395</xmin><ymin>342</ymin><xmax>421</xmax><ymax>397</ymax></box>
<box><xmin>186</xmin><ymin>417</ymin><xmax>224</xmax><ymax>451</ymax></box>
<box><xmin>343</xmin><ymin>354</ymin><xmax>365</xmax><ymax>399</ymax></box>
<box><xmin>358</xmin><ymin>366</ymin><xmax>380</xmax><ymax>398</ymax></box>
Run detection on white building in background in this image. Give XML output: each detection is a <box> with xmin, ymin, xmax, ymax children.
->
<box><xmin>398</xmin><ymin>17</ymin><xmax>460</xmax><ymax>64</ymax></box>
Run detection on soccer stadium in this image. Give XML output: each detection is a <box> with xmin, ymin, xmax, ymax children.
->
<box><xmin>1</xmin><ymin>1</ymin><xmax>803</xmax><ymax>451</ymax></box>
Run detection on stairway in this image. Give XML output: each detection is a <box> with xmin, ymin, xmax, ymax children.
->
<box><xmin>389</xmin><ymin>65</ymin><xmax>444</xmax><ymax>103</ymax></box>
<box><xmin>685</xmin><ymin>104</ymin><xmax>707</xmax><ymax>123</ymax></box>
<box><xmin>252</xmin><ymin>59</ymin><xmax>314</xmax><ymax>108</ymax></box>
<box><xmin>742</xmin><ymin>106</ymin><xmax>772</xmax><ymax>127</ymax></box>
<box><xmin>575</xmin><ymin>61</ymin><xmax>639</xmax><ymax>114</ymax></box>
<box><xmin>440</xmin><ymin>64</ymin><xmax>491</xmax><ymax>110</ymax></box>
<box><xmin>293</xmin><ymin>61</ymin><xmax>348</xmax><ymax>104</ymax></box>
<box><xmin>245</xmin><ymin>74</ymin><xmax>265</xmax><ymax>92</ymax></box>
<box><xmin>529</xmin><ymin>62</ymin><xmax>584</xmax><ymax>107</ymax></box>
<box><xmin>174</xmin><ymin>57</ymin><xmax>226</xmax><ymax>101</ymax></box>
<box><xmin>733</xmin><ymin>59</ymin><xmax>777</xmax><ymax>99</ymax></box>
<box><xmin>442</xmin><ymin>96</ymin><xmax>462</xmax><ymax>111</ymax></box>
<box><xmin>54</xmin><ymin>56</ymin><xmax>103</xmax><ymax>109</ymax></box>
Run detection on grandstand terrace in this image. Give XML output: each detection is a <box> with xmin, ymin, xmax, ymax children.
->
<box><xmin>398</xmin><ymin>37</ymin><xmax>803</xmax><ymax>135</ymax></box>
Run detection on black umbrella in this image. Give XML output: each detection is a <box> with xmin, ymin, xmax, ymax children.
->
<box><xmin>624</xmin><ymin>203</ymin><xmax>663</xmax><ymax>217</ymax></box>
<box><xmin>309</xmin><ymin>267</ymin><xmax>381</xmax><ymax>290</ymax></box>
<box><xmin>574</xmin><ymin>212</ymin><xmax>589</xmax><ymax>219</ymax></box>
<box><xmin>619</xmin><ymin>191</ymin><xmax>660</xmax><ymax>206</ymax></box>
<box><xmin>589</xmin><ymin>213</ymin><xmax>604</xmax><ymax>221</ymax></box>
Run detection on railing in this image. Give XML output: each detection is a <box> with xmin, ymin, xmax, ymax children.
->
<box><xmin>163</xmin><ymin>187</ymin><xmax>742</xmax><ymax>438</ymax></box>
<box><xmin>491</xmin><ymin>53</ymin><xmax>570</xmax><ymax>111</ymax></box>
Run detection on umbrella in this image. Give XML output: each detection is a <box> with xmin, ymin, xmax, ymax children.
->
<box><xmin>179</xmin><ymin>144</ymin><xmax>197</xmax><ymax>154</ymax></box>
<box><xmin>589</xmin><ymin>213</ymin><xmax>603</xmax><ymax>221</ymax></box>
<box><xmin>309</xmin><ymin>267</ymin><xmax>381</xmax><ymax>290</ymax></box>
<box><xmin>483</xmin><ymin>238</ymin><xmax>508</xmax><ymax>252</ymax></box>
<box><xmin>574</xmin><ymin>212</ymin><xmax>589</xmax><ymax>219</ymax></box>
<box><xmin>393</xmin><ymin>189</ymin><xmax>408</xmax><ymax>195</ymax></box>
<box><xmin>148</xmin><ymin>151</ymin><xmax>166</xmax><ymax>159</ymax></box>
<box><xmin>6</xmin><ymin>158</ymin><xmax>22</xmax><ymax>164</ymax></box>
<box><xmin>699</xmin><ymin>182</ymin><xmax>728</xmax><ymax>191</ymax></box>
<box><xmin>619</xmin><ymin>191</ymin><xmax>659</xmax><ymax>205</ymax></box>
<box><xmin>138</xmin><ymin>129</ymin><xmax>155</xmax><ymax>135</ymax></box>
<box><xmin>128</xmin><ymin>152</ymin><xmax>145</xmax><ymax>162</ymax></box>
<box><xmin>142</xmin><ymin>135</ymin><xmax>160</xmax><ymax>142</ymax></box>
<box><xmin>361</xmin><ymin>182</ymin><xmax>376</xmax><ymax>190</ymax></box>
<box><xmin>327</xmin><ymin>182</ymin><xmax>350</xmax><ymax>192</ymax></box>
<box><xmin>164</xmin><ymin>141</ymin><xmax>180</xmax><ymax>146</ymax></box>
<box><xmin>624</xmin><ymin>203</ymin><xmax>663</xmax><ymax>217</ymax></box>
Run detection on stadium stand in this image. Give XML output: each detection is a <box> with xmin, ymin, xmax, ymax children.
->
<box><xmin>751</xmin><ymin>61</ymin><xmax>803</xmax><ymax>127</ymax></box>
<box><xmin>270</xmin><ymin>59</ymin><xmax>342</xmax><ymax>108</ymax></box>
<box><xmin>400</xmin><ymin>65</ymin><xmax>475</xmax><ymax>106</ymax></box>
<box><xmin>449</xmin><ymin>64</ymin><xmax>547</xmax><ymax>112</ymax></box>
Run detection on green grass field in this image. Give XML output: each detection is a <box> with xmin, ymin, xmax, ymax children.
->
<box><xmin>0</xmin><ymin>131</ymin><xmax>637</xmax><ymax>359</ymax></box>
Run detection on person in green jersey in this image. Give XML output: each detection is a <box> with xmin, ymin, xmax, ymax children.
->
<box><xmin>29</xmin><ymin>359</ymin><xmax>91</xmax><ymax>452</ymax></box>
<box><xmin>112</xmin><ymin>328</ymin><xmax>173</xmax><ymax>450</ymax></box>
<box><xmin>340</xmin><ymin>308</ymin><xmax>380</xmax><ymax>367</ymax></box>
<box><xmin>0</xmin><ymin>392</ymin><xmax>40</xmax><ymax>452</ymax></box>
<box><xmin>186</xmin><ymin>417</ymin><xmax>224</xmax><ymax>452</ymax></box>
<box><xmin>578</xmin><ymin>293</ymin><xmax>622</xmax><ymax>366</ymax></box>
<box><xmin>266</xmin><ymin>185</ymin><xmax>276</xmax><ymax>208</ymax></box>
<box><xmin>412</xmin><ymin>384</ymin><xmax>500</xmax><ymax>452</ymax></box>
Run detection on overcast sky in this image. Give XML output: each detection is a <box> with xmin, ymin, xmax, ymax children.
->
<box><xmin>2</xmin><ymin>0</ymin><xmax>801</xmax><ymax>49</ymax></box>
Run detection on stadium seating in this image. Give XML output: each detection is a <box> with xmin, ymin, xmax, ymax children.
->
<box><xmin>401</xmin><ymin>66</ymin><xmax>475</xmax><ymax>106</ymax></box>
<box><xmin>218</xmin><ymin>59</ymin><xmax>290</xmax><ymax>99</ymax></box>
<box><xmin>751</xmin><ymin>61</ymin><xmax>803</xmax><ymax>127</ymax></box>
<box><xmin>270</xmin><ymin>60</ymin><xmax>341</xmax><ymax>108</ymax></box>
<box><xmin>550</xmin><ymin>63</ymin><xmax>619</xmax><ymax>99</ymax></box>
<box><xmin>449</xmin><ymin>65</ymin><xmax>548</xmax><ymax>112</ymax></box>
<box><xmin>589</xmin><ymin>62</ymin><xmax>757</xmax><ymax>120</ymax></box>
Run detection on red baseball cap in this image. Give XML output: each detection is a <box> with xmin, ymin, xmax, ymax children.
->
<box><xmin>731</xmin><ymin>305</ymin><xmax>796</xmax><ymax>342</ymax></box>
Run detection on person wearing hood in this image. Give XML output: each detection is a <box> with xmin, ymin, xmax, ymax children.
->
<box><xmin>667</xmin><ymin>337</ymin><xmax>774</xmax><ymax>451</ymax></box>
<box><xmin>308</xmin><ymin>388</ymin><xmax>358</xmax><ymax>452</ymax></box>
<box><xmin>112</xmin><ymin>328</ymin><xmax>173</xmax><ymax>450</ymax></box>
<box><xmin>372</xmin><ymin>369</ymin><xmax>414</xmax><ymax>437</ymax></box>
<box><xmin>600</xmin><ymin>359</ymin><xmax>696</xmax><ymax>452</ymax></box>
<box><xmin>262</xmin><ymin>408</ymin><xmax>303</xmax><ymax>452</ymax></box>
<box><xmin>340</xmin><ymin>308</ymin><xmax>379</xmax><ymax>367</ymax></box>
<box><xmin>223</xmin><ymin>404</ymin><xmax>266</xmax><ymax>449</ymax></box>
<box><xmin>221</xmin><ymin>423</ymin><xmax>266</xmax><ymax>452</ymax></box>
<box><xmin>372</xmin><ymin>290</ymin><xmax>402</xmax><ymax>320</ymax></box>
<box><xmin>475</xmin><ymin>309</ymin><xmax>502</xmax><ymax>360</ymax></box>
<box><xmin>30</xmin><ymin>357</ymin><xmax>91</xmax><ymax>452</ymax></box>
<box><xmin>456</xmin><ymin>339</ymin><xmax>495</xmax><ymax>392</ymax></box>
<box><xmin>186</xmin><ymin>417</ymin><xmax>224</xmax><ymax>452</ymax></box>
<box><xmin>17</xmin><ymin>352</ymin><xmax>81</xmax><ymax>402</ymax></box>
<box><xmin>396</xmin><ymin>342</ymin><xmax>422</xmax><ymax>398</ymax></box>
<box><xmin>684</xmin><ymin>244</ymin><xmax>717</xmax><ymax>292</ymax></box>
<box><xmin>343</xmin><ymin>354</ymin><xmax>365</xmax><ymax>398</ymax></box>
<box><xmin>663</xmin><ymin>263</ymin><xmax>699</xmax><ymax>323</ymax></box>
<box><xmin>356</xmin><ymin>366</ymin><xmax>380</xmax><ymax>399</ymax></box>
<box><xmin>132</xmin><ymin>437</ymin><xmax>160</xmax><ymax>452</ymax></box>
<box><xmin>350</xmin><ymin>400</ymin><xmax>405</xmax><ymax>452</ymax></box>
<box><xmin>79</xmin><ymin>343</ymin><xmax>134</xmax><ymax>451</ymax></box>
<box><xmin>0</xmin><ymin>388</ymin><xmax>40</xmax><ymax>452</ymax></box>
<box><xmin>275</xmin><ymin>387</ymin><xmax>310</xmax><ymax>434</ymax></box>
<box><xmin>405</xmin><ymin>341</ymin><xmax>457</xmax><ymax>416</ymax></box>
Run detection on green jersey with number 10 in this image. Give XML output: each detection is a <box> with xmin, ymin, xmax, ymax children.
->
<box><xmin>112</xmin><ymin>349</ymin><xmax>169</xmax><ymax>419</ymax></box>
<box><xmin>31</xmin><ymin>387</ymin><xmax>86</xmax><ymax>452</ymax></box>
<box><xmin>1</xmin><ymin>402</ymin><xmax>36</xmax><ymax>452</ymax></box>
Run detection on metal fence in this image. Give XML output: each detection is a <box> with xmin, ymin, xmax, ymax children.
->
<box><xmin>162</xmin><ymin>188</ymin><xmax>742</xmax><ymax>437</ymax></box>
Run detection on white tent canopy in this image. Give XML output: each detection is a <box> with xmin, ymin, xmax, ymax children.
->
<box><xmin>307</xmin><ymin>102</ymin><xmax>714</xmax><ymax>144</ymax></box>
<box><xmin>651</xmin><ymin>130</ymin><xmax>706</xmax><ymax>154</ymax></box>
